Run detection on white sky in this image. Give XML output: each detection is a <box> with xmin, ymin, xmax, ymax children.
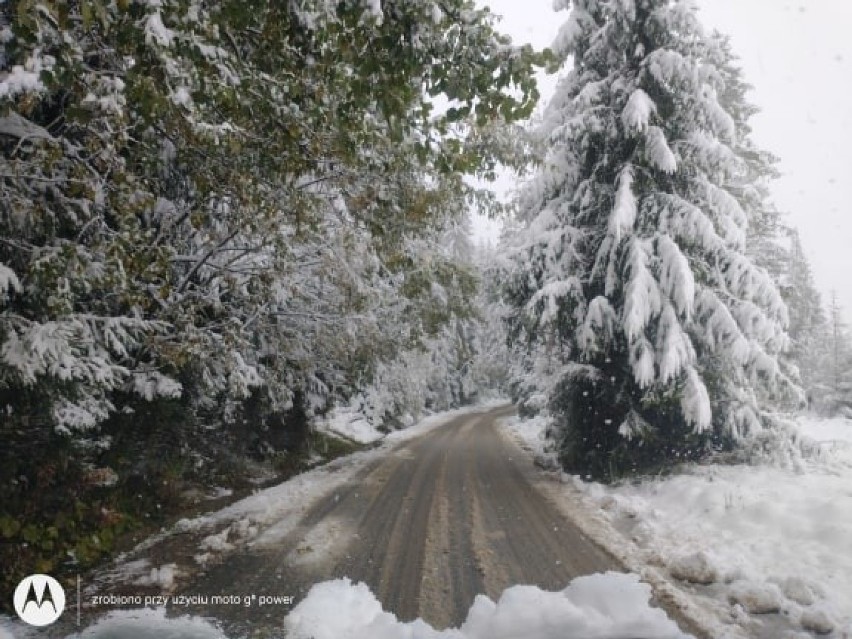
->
<box><xmin>474</xmin><ymin>0</ymin><xmax>852</xmax><ymax>322</ymax></box>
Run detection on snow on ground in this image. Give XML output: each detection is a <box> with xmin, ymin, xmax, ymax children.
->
<box><xmin>799</xmin><ymin>415</ymin><xmax>852</xmax><ymax>447</ymax></box>
<box><xmin>504</xmin><ymin>413</ymin><xmax>852</xmax><ymax>638</ymax></box>
<box><xmin>502</xmin><ymin>413</ymin><xmax>553</xmax><ymax>461</ymax></box>
<box><xmin>133</xmin><ymin>563</ymin><xmax>178</xmax><ymax>590</ymax></box>
<box><xmin>316</xmin><ymin>405</ymin><xmax>385</xmax><ymax>444</ymax></box>
<box><xmin>286</xmin><ymin>572</ymin><xmax>692</xmax><ymax>639</ymax></box>
<box><xmin>99</xmin><ymin>401</ymin><xmax>508</xmax><ymax>590</ymax></box>
<box><xmin>0</xmin><ymin>619</ymin><xmax>17</xmax><ymax>639</ymax></box>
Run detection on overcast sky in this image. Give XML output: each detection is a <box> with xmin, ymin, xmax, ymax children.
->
<box><xmin>475</xmin><ymin>0</ymin><xmax>852</xmax><ymax>322</ymax></box>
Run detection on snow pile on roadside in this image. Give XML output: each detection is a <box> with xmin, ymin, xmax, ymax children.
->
<box><xmin>500</xmin><ymin>414</ymin><xmax>557</xmax><ymax>467</ymax></box>
<box><xmin>133</xmin><ymin>563</ymin><xmax>178</xmax><ymax>590</ymax></box>
<box><xmin>316</xmin><ymin>405</ymin><xmax>385</xmax><ymax>444</ymax></box>
<box><xmin>286</xmin><ymin>572</ymin><xmax>692</xmax><ymax>639</ymax></box>
<box><xmin>318</xmin><ymin>397</ymin><xmax>512</xmax><ymax>446</ymax></box>
<box><xmin>571</xmin><ymin>415</ymin><xmax>852</xmax><ymax>637</ymax></box>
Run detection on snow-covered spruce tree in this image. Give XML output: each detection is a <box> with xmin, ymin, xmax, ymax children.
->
<box><xmin>779</xmin><ymin>229</ymin><xmax>830</xmax><ymax>410</ymax></box>
<box><xmin>505</xmin><ymin>0</ymin><xmax>799</xmax><ymax>479</ymax></box>
<box><xmin>817</xmin><ymin>294</ymin><xmax>852</xmax><ymax>417</ymax></box>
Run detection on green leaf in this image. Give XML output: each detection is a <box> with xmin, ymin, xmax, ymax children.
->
<box><xmin>81</xmin><ymin>1</ymin><xmax>94</xmax><ymax>28</ymax></box>
<box><xmin>0</xmin><ymin>516</ymin><xmax>21</xmax><ymax>539</ymax></box>
<box><xmin>22</xmin><ymin>524</ymin><xmax>40</xmax><ymax>544</ymax></box>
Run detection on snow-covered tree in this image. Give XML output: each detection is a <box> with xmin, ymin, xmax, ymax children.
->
<box><xmin>355</xmin><ymin>218</ymin><xmax>502</xmax><ymax>428</ymax></box>
<box><xmin>0</xmin><ymin>0</ymin><xmax>542</xmax><ymax>429</ymax></box>
<box><xmin>815</xmin><ymin>294</ymin><xmax>852</xmax><ymax>417</ymax></box>
<box><xmin>778</xmin><ymin>229</ymin><xmax>828</xmax><ymax>408</ymax></box>
<box><xmin>0</xmin><ymin>0</ymin><xmax>545</xmax><ymax>584</ymax></box>
<box><xmin>504</xmin><ymin>0</ymin><xmax>799</xmax><ymax>478</ymax></box>
<box><xmin>468</xmin><ymin>245</ymin><xmax>514</xmax><ymax>395</ymax></box>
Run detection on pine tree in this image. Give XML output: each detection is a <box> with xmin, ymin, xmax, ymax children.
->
<box><xmin>819</xmin><ymin>293</ymin><xmax>852</xmax><ymax>416</ymax></box>
<box><xmin>505</xmin><ymin>0</ymin><xmax>798</xmax><ymax>479</ymax></box>
<box><xmin>780</xmin><ymin>229</ymin><xmax>828</xmax><ymax>408</ymax></box>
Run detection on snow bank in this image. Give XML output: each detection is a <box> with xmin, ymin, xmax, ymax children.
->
<box><xmin>500</xmin><ymin>414</ymin><xmax>557</xmax><ymax>467</ymax></box>
<box><xmin>286</xmin><ymin>573</ymin><xmax>692</xmax><ymax>639</ymax></box>
<box><xmin>319</xmin><ymin>398</ymin><xmax>512</xmax><ymax>446</ymax></box>
<box><xmin>316</xmin><ymin>405</ymin><xmax>384</xmax><ymax>444</ymax></box>
<box><xmin>573</xmin><ymin>415</ymin><xmax>852</xmax><ymax>636</ymax></box>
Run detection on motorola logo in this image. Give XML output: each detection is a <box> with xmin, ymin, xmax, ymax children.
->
<box><xmin>13</xmin><ymin>574</ymin><xmax>65</xmax><ymax>626</ymax></box>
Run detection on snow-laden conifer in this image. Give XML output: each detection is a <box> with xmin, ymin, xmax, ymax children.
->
<box><xmin>505</xmin><ymin>0</ymin><xmax>799</xmax><ymax>478</ymax></box>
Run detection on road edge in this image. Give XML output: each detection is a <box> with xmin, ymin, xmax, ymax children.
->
<box><xmin>496</xmin><ymin>412</ymin><xmax>731</xmax><ymax>639</ymax></box>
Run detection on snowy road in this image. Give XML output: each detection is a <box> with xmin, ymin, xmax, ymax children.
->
<box><xmin>181</xmin><ymin>406</ymin><xmax>618</xmax><ymax>634</ymax></box>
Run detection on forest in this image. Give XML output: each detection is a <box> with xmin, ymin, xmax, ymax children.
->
<box><xmin>2</xmin><ymin>0</ymin><xmax>851</xmax><ymax>612</ymax></box>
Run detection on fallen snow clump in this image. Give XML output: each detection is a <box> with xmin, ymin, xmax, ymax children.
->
<box><xmin>286</xmin><ymin>572</ymin><xmax>692</xmax><ymax>639</ymax></box>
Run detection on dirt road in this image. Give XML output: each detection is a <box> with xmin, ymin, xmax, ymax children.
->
<box><xmin>187</xmin><ymin>406</ymin><xmax>620</xmax><ymax>635</ymax></box>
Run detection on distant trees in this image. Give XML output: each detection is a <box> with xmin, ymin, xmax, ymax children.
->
<box><xmin>776</xmin><ymin>229</ymin><xmax>852</xmax><ymax>417</ymax></box>
<box><xmin>503</xmin><ymin>0</ymin><xmax>799</xmax><ymax>479</ymax></box>
<box><xmin>816</xmin><ymin>293</ymin><xmax>852</xmax><ymax>416</ymax></box>
<box><xmin>777</xmin><ymin>230</ymin><xmax>828</xmax><ymax>410</ymax></box>
<box><xmin>0</xmin><ymin>0</ymin><xmax>543</xmax><ymax>589</ymax></box>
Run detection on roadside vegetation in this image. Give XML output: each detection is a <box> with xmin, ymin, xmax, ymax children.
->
<box><xmin>0</xmin><ymin>0</ymin><xmax>536</xmax><ymax>602</ymax></box>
